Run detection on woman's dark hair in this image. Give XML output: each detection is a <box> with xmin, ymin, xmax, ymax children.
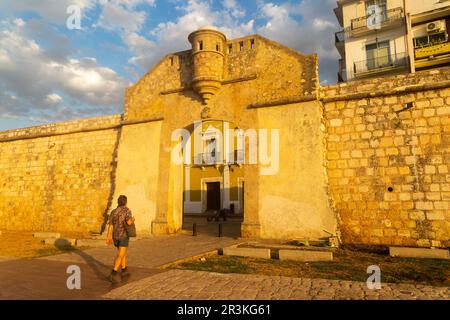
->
<box><xmin>118</xmin><ymin>195</ymin><xmax>127</xmax><ymax>207</ymax></box>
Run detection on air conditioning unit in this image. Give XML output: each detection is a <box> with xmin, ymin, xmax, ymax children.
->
<box><xmin>426</xmin><ymin>21</ymin><xmax>443</xmax><ymax>33</ymax></box>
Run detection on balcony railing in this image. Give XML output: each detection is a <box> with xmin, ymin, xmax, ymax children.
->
<box><xmin>350</xmin><ymin>7</ymin><xmax>404</xmax><ymax>31</ymax></box>
<box><xmin>194</xmin><ymin>152</ymin><xmax>222</xmax><ymax>165</ymax></box>
<box><xmin>353</xmin><ymin>52</ymin><xmax>408</xmax><ymax>75</ymax></box>
<box><xmin>193</xmin><ymin>150</ymin><xmax>244</xmax><ymax>166</ymax></box>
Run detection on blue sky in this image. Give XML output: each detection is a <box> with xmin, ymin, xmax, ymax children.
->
<box><xmin>0</xmin><ymin>0</ymin><xmax>339</xmax><ymax>131</ymax></box>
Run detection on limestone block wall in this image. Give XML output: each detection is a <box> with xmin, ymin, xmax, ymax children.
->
<box><xmin>124</xmin><ymin>51</ymin><xmax>191</xmax><ymax>121</ymax></box>
<box><xmin>321</xmin><ymin>69</ymin><xmax>450</xmax><ymax>248</ymax></box>
<box><xmin>0</xmin><ymin>115</ymin><xmax>122</xmax><ymax>235</ymax></box>
<box><xmin>227</xmin><ymin>37</ymin><xmax>257</xmax><ymax>79</ymax></box>
<box><xmin>254</xmin><ymin>36</ymin><xmax>317</xmax><ymax>104</ymax></box>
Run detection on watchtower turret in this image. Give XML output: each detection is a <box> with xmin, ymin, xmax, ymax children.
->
<box><xmin>188</xmin><ymin>26</ymin><xmax>227</xmax><ymax>105</ymax></box>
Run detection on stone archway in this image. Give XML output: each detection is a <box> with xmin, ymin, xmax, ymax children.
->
<box><xmin>180</xmin><ymin>119</ymin><xmax>245</xmax><ymax>238</ymax></box>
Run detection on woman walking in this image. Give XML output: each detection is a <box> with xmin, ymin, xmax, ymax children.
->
<box><xmin>106</xmin><ymin>195</ymin><xmax>135</xmax><ymax>284</ymax></box>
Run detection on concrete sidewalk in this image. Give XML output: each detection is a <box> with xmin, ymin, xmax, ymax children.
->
<box><xmin>40</xmin><ymin>234</ymin><xmax>238</xmax><ymax>267</ymax></box>
<box><xmin>0</xmin><ymin>258</ymin><xmax>161</xmax><ymax>300</ymax></box>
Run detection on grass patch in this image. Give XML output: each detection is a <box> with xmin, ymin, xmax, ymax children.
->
<box><xmin>179</xmin><ymin>256</ymin><xmax>255</xmax><ymax>274</ymax></box>
<box><xmin>169</xmin><ymin>248</ymin><xmax>450</xmax><ymax>287</ymax></box>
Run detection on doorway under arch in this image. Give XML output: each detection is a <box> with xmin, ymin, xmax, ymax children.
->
<box><xmin>181</xmin><ymin>119</ymin><xmax>244</xmax><ymax>238</ymax></box>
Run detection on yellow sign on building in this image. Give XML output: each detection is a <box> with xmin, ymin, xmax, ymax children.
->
<box><xmin>415</xmin><ymin>42</ymin><xmax>450</xmax><ymax>59</ymax></box>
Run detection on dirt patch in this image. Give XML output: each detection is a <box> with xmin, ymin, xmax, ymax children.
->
<box><xmin>168</xmin><ymin>248</ymin><xmax>450</xmax><ymax>287</ymax></box>
<box><xmin>0</xmin><ymin>231</ymin><xmax>89</xmax><ymax>258</ymax></box>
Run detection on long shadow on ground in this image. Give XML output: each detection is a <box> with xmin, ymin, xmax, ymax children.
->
<box><xmin>0</xmin><ymin>249</ymin><xmax>163</xmax><ymax>300</ymax></box>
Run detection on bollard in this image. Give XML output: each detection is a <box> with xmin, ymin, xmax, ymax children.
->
<box><xmin>193</xmin><ymin>223</ymin><xmax>197</xmax><ymax>237</ymax></box>
<box><xmin>218</xmin><ymin>223</ymin><xmax>223</xmax><ymax>238</ymax></box>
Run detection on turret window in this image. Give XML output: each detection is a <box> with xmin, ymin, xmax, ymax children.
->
<box><xmin>228</xmin><ymin>44</ymin><xmax>233</xmax><ymax>54</ymax></box>
<box><xmin>239</xmin><ymin>41</ymin><xmax>244</xmax><ymax>51</ymax></box>
<box><xmin>251</xmin><ymin>39</ymin><xmax>255</xmax><ymax>49</ymax></box>
<box><xmin>216</xmin><ymin>43</ymin><xmax>220</xmax><ymax>52</ymax></box>
<box><xmin>199</xmin><ymin>41</ymin><xmax>203</xmax><ymax>50</ymax></box>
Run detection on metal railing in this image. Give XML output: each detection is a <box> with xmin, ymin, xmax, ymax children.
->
<box><xmin>193</xmin><ymin>150</ymin><xmax>245</xmax><ymax>165</ymax></box>
<box><xmin>350</xmin><ymin>7</ymin><xmax>404</xmax><ymax>31</ymax></box>
<box><xmin>194</xmin><ymin>152</ymin><xmax>222</xmax><ymax>165</ymax></box>
<box><xmin>353</xmin><ymin>52</ymin><xmax>408</xmax><ymax>75</ymax></box>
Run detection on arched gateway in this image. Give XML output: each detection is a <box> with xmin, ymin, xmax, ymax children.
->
<box><xmin>109</xmin><ymin>26</ymin><xmax>336</xmax><ymax>241</ymax></box>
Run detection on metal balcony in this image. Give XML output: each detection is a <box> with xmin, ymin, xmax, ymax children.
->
<box><xmin>193</xmin><ymin>150</ymin><xmax>245</xmax><ymax>166</ymax></box>
<box><xmin>415</xmin><ymin>41</ymin><xmax>450</xmax><ymax>69</ymax></box>
<box><xmin>348</xmin><ymin>7</ymin><xmax>404</xmax><ymax>36</ymax></box>
<box><xmin>194</xmin><ymin>152</ymin><xmax>222</xmax><ymax>166</ymax></box>
<box><xmin>353</xmin><ymin>52</ymin><xmax>408</xmax><ymax>78</ymax></box>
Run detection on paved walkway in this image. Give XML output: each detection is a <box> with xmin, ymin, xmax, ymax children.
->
<box><xmin>0</xmin><ymin>234</ymin><xmax>239</xmax><ymax>299</ymax></box>
<box><xmin>0</xmin><ymin>259</ymin><xmax>162</xmax><ymax>300</ymax></box>
<box><xmin>40</xmin><ymin>234</ymin><xmax>238</xmax><ymax>267</ymax></box>
<box><xmin>104</xmin><ymin>269</ymin><xmax>450</xmax><ymax>300</ymax></box>
<box><xmin>1</xmin><ymin>233</ymin><xmax>448</xmax><ymax>300</ymax></box>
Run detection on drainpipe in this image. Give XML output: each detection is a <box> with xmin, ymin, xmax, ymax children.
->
<box><xmin>403</xmin><ymin>0</ymin><xmax>416</xmax><ymax>73</ymax></box>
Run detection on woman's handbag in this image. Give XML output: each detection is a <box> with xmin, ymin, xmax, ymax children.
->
<box><xmin>125</xmin><ymin>220</ymin><xmax>137</xmax><ymax>238</ymax></box>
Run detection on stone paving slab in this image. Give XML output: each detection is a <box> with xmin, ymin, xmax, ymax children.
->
<box><xmin>279</xmin><ymin>249</ymin><xmax>333</xmax><ymax>262</ymax></box>
<box><xmin>390</xmin><ymin>247</ymin><xmax>450</xmax><ymax>260</ymax></box>
<box><xmin>223</xmin><ymin>245</ymin><xmax>271</xmax><ymax>259</ymax></box>
<box><xmin>33</xmin><ymin>232</ymin><xmax>61</xmax><ymax>239</ymax></box>
<box><xmin>103</xmin><ymin>270</ymin><xmax>450</xmax><ymax>300</ymax></box>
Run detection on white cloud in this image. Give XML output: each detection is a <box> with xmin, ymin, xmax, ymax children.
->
<box><xmin>126</xmin><ymin>0</ymin><xmax>255</xmax><ymax>72</ymax></box>
<box><xmin>313</xmin><ymin>18</ymin><xmax>335</xmax><ymax>30</ymax></box>
<box><xmin>0</xmin><ymin>0</ymin><xmax>341</xmax><ymax>127</ymax></box>
<box><xmin>0</xmin><ymin>0</ymin><xmax>96</xmax><ymax>25</ymax></box>
<box><xmin>122</xmin><ymin>0</ymin><xmax>338</xmax><ymax>83</ymax></box>
<box><xmin>124</xmin><ymin>32</ymin><xmax>156</xmax><ymax>70</ymax></box>
<box><xmin>13</xmin><ymin>18</ymin><xmax>25</xmax><ymax>27</ymax></box>
<box><xmin>97</xmin><ymin>1</ymin><xmax>148</xmax><ymax>33</ymax></box>
<box><xmin>96</xmin><ymin>0</ymin><xmax>157</xmax><ymax>33</ymax></box>
<box><xmin>222</xmin><ymin>0</ymin><xmax>246</xmax><ymax>18</ymax></box>
<box><xmin>99</xmin><ymin>0</ymin><xmax>156</xmax><ymax>9</ymax></box>
<box><xmin>256</xmin><ymin>0</ymin><xmax>340</xmax><ymax>83</ymax></box>
<box><xmin>0</xmin><ymin>19</ymin><xmax>129</xmax><ymax>122</ymax></box>
<box><xmin>46</xmin><ymin>94</ymin><xmax>62</xmax><ymax>105</ymax></box>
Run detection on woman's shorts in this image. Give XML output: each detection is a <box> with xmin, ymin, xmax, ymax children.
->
<box><xmin>114</xmin><ymin>237</ymin><xmax>129</xmax><ymax>248</ymax></box>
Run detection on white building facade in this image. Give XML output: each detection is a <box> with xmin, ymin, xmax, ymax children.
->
<box><xmin>335</xmin><ymin>0</ymin><xmax>450</xmax><ymax>81</ymax></box>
